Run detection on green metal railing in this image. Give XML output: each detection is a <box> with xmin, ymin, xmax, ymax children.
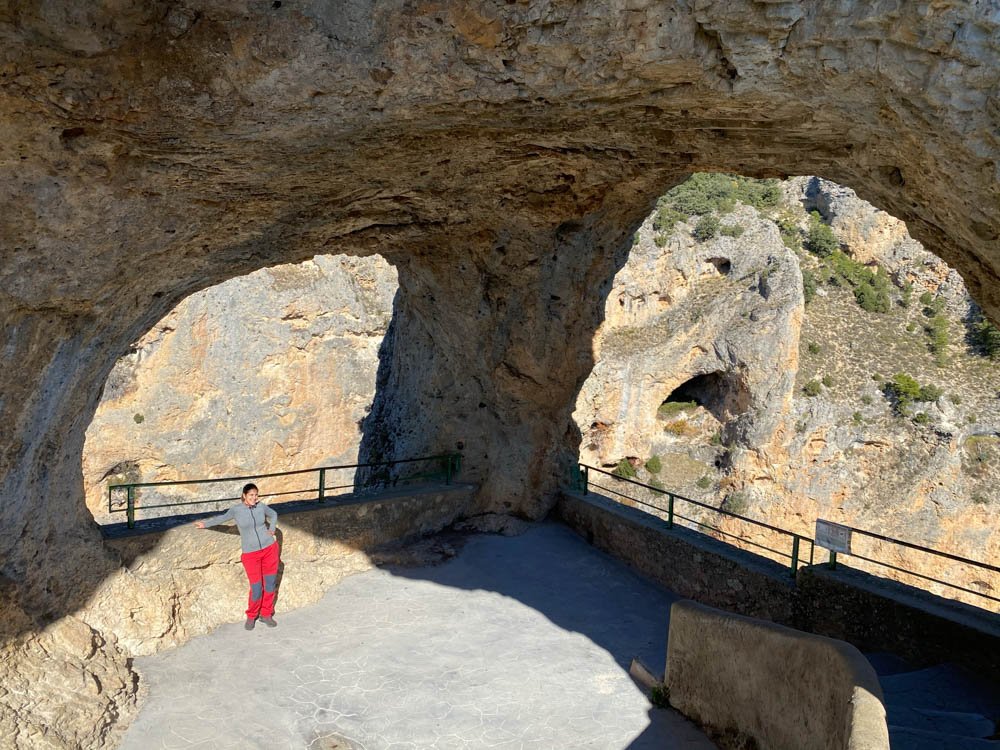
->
<box><xmin>570</xmin><ymin>463</ymin><xmax>999</xmax><ymax>608</ymax></box>
<box><xmin>108</xmin><ymin>453</ymin><xmax>462</xmax><ymax>529</ymax></box>
<box><xmin>571</xmin><ymin>463</ymin><xmax>813</xmax><ymax>576</ymax></box>
<box><xmin>827</xmin><ymin>524</ymin><xmax>1000</xmax><ymax>607</ymax></box>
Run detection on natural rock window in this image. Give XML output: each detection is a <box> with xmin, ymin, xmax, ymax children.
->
<box><xmin>84</xmin><ymin>254</ymin><xmax>397</xmax><ymax>525</ymax></box>
<box><xmin>574</xmin><ymin>173</ymin><xmax>1000</xmax><ymax>607</ymax></box>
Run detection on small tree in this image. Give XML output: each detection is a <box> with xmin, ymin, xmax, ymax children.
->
<box><xmin>975</xmin><ymin>319</ymin><xmax>1000</xmax><ymax>360</ymax></box>
<box><xmin>693</xmin><ymin>214</ymin><xmax>720</xmax><ymax>241</ymax></box>
<box><xmin>802</xmin><ymin>269</ymin><xmax>817</xmax><ymax>304</ymax></box>
<box><xmin>645</xmin><ymin>455</ymin><xmax>662</xmax><ymax>474</ymax></box>
<box><xmin>804</xmin><ymin>211</ymin><xmax>839</xmax><ymax>257</ymax></box>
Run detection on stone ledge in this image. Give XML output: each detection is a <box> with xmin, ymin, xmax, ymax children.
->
<box><xmin>666</xmin><ymin>599</ymin><xmax>889</xmax><ymax>750</ymax></box>
<box><xmin>555</xmin><ymin>489</ymin><xmax>797</xmax><ymax>624</ymax></box>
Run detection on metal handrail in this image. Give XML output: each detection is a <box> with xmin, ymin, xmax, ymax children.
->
<box><xmin>108</xmin><ymin>453</ymin><xmax>462</xmax><ymax>529</ymax></box>
<box><xmin>572</xmin><ymin>462</ymin><xmax>997</xmax><ymax>606</ymax></box>
<box><xmin>575</xmin><ymin>463</ymin><xmax>812</xmax><ymax>577</ymax></box>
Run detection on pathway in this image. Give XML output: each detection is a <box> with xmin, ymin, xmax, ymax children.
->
<box><xmin>119</xmin><ymin>522</ymin><xmax>715</xmax><ymax>749</ymax></box>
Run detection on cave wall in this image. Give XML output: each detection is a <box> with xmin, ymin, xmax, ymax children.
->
<box><xmin>1</xmin><ymin>1</ymin><xmax>998</xmax><ymax>746</ymax></box>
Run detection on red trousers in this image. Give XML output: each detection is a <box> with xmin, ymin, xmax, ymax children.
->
<box><xmin>241</xmin><ymin>542</ymin><xmax>280</xmax><ymax>618</ymax></box>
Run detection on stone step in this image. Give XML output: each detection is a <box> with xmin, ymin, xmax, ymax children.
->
<box><xmin>888</xmin><ymin>726</ymin><xmax>1000</xmax><ymax>750</ymax></box>
<box><xmin>886</xmin><ymin>706</ymin><xmax>996</xmax><ymax>739</ymax></box>
<box><xmin>880</xmin><ymin>664</ymin><xmax>1000</xmax><ymax>717</ymax></box>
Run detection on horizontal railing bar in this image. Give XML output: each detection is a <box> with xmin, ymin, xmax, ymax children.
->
<box><xmin>588</xmin><ymin>482</ymin><xmax>796</xmax><ymax>560</ymax></box>
<box><xmin>672</xmin><ymin>512</ymin><xmax>795</xmax><ymax>560</ymax></box>
<box><xmin>847</xmin><ymin>552</ymin><xmax>1000</xmax><ymax>604</ymax></box>
<box><xmin>585</xmin><ymin>467</ymin><xmax>800</xmax><ymax>538</ymax></box>
<box><xmin>109</xmin><ymin>454</ymin><xmax>454</xmax><ymax>490</ymax></box>
<box><xmin>847</xmin><ymin>527</ymin><xmax>1000</xmax><ymax>574</ymax></box>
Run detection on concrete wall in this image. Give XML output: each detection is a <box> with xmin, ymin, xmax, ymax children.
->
<box><xmin>95</xmin><ymin>483</ymin><xmax>476</xmax><ymax>656</ymax></box>
<box><xmin>556</xmin><ymin>490</ymin><xmax>1000</xmax><ymax>684</ymax></box>
<box><xmin>666</xmin><ymin>600</ymin><xmax>889</xmax><ymax>750</ymax></box>
<box><xmin>797</xmin><ymin>564</ymin><xmax>1000</xmax><ymax>682</ymax></box>
<box><xmin>554</xmin><ymin>489</ymin><xmax>797</xmax><ymax>623</ymax></box>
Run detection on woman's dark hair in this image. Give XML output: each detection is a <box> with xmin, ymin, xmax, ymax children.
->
<box><xmin>242</xmin><ymin>483</ymin><xmax>259</xmax><ymax>495</ymax></box>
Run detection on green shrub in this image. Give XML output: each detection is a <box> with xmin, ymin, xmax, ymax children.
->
<box><xmin>906</xmin><ymin>321</ymin><xmax>917</xmax><ymax>333</ymax></box>
<box><xmin>804</xmin><ymin>212</ymin><xmax>839</xmax><ymax>257</ymax></box>
<box><xmin>971</xmin><ymin>493</ymin><xmax>989</xmax><ymax>505</ymax></box>
<box><xmin>884</xmin><ymin>373</ymin><xmax>942</xmax><ymax>414</ymax></box>
<box><xmin>918</xmin><ymin>384</ymin><xmax>943</xmax><ymax>402</ymax></box>
<box><xmin>803</xmin><ymin>379</ymin><xmax>822</xmax><ymax>397</ymax></box>
<box><xmin>725</xmin><ymin>492</ymin><xmax>749</xmax><ymax>516</ymax></box>
<box><xmin>645</xmin><ymin>455</ymin><xmax>662</xmax><ymax>474</ymax></box>
<box><xmin>821</xmin><ymin>374</ymin><xmax>834</xmax><ymax>388</ymax></box>
<box><xmin>927</xmin><ymin>315</ymin><xmax>949</xmax><ymax>365</ymax></box>
<box><xmin>650</xmin><ymin>683</ymin><xmax>671</xmax><ymax>708</ymax></box>
<box><xmin>855</xmin><ymin>278</ymin><xmax>891</xmax><ymax>313</ymax></box>
<box><xmin>133</xmin><ymin>413</ymin><xmax>145</xmax><ymax>424</ymax></box>
<box><xmin>913</xmin><ymin>412</ymin><xmax>931</xmax><ymax>425</ymax></box>
<box><xmin>861</xmin><ymin>394</ymin><xmax>873</xmax><ymax>405</ymax></box>
<box><xmin>802</xmin><ymin>269</ymin><xmax>817</xmax><ymax>304</ymax></box>
<box><xmin>658</xmin><ymin>400</ymin><xmax>698</xmax><ymax>417</ymax></box>
<box><xmin>806</xmin><ymin>341</ymin><xmax>821</xmax><ymax>355</ymax></box>
<box><xmin>720</xmin><ymin>224</ymin><xmax>744</xmax><ymax>238</ymax></box>
<box><xmin>657</xmin><ymin>173</ymin><xmax>784</xmax><ymax>218</ymax></box>
<box><xmin>974</xmin><ymin>319</ymin><xmax>1000</xmax><ymax>360</ymax></box>
<box><xmin>900</xmin><ymin>282</ymin><xmax>913</xmax><ymax>308</ymax></box>
<box><xmin>775</xmin><ymin>213</ymin><xmax>801</xmax><ymax>250</ymax></box>
<box><xmin>693</xmin><ymin>214</ymin><xmax>720</xmax><ymax>241</ymax></box>
<box><xmin>653</xmin><ymin>233</ymin><xmax>668</xmax><ymax>248</ymax></box>
<box><xmin>919</xmin><ymin>290</ymin><xmax>934</xmax><ymax>307</ymax></box>
<box><xmin>710</xmin><ymin>431</ymin><xmax>723</xmax><ymax>446</ymax></box>
<box><xmin>696</xmin><ymin>475</ymin><xmax>713</xmax><ymax>489</ymax></box>
<box><xmin>852</xmin><ymin>411</ymin><xmax>864</xmax><ymax>425</ymax></box>
<box><xmin>949</xmin><ymin>394</ymin><xmax>962</xmax><ymax>405</ymax></box>
<box><xmin>648</xmin><ymin>476</ymin><xmax>664</xmax><ymax>491</ymax></box>
<box><xmin>653</xmin><ymin>205</ymin><xmax>684</xmax><ymax>235</ymax></box>
<box><xmin>613</xmin><ymin>459</ymin><xmax>637</xmax><ymax>479</ymax></box>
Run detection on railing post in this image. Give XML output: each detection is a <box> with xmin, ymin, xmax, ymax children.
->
<box><xmin>318</xmin><ymin>468</ymin><xmax>326</xmax><ymax>503</ymax></box>
<box><xmin>828</xmin><ymin>550</ymin><xmax>837</xmax><ymax>570</ymax></box>
<box><xmin>126</xmin><ymin>485</ymin><xmax>135</xmax><ymax>529</ymax></box>
<box><xmin>667</xmin><ymin>493</ymin><xmax>674</xmax><ymax>529</ymax></box>
<box><xmin>445</xmin><ymin>455</ymin><xmax>453</xmax><ymax>485</ymax></box>
<box><xmin>581</xmin><ymin>464</ymin><xmax>589</xmax><ymax>495</ymax></box>
<box><xmin>790</xmin><ymin>535</ymin><xmax>800</xmax><ymax>576</ymax></box>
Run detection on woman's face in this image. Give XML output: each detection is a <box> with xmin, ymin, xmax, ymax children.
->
<box><xmin>243</xmin><ymin>488</ymin><xmax>259</xmax><ymax>506</ymax></box>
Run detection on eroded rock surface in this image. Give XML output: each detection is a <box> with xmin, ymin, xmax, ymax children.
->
<box><xmin>3</xmin><ymin>1</ymin><xmax>1000</xmax><ymax>746</ymax></box>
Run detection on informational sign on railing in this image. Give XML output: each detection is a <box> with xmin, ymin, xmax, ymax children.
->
<box><xmin>815</xmin><ymin>519</ymin><xmax>852</xmax><ymax>554</ymax></box>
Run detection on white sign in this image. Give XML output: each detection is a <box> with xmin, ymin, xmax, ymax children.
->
<box><xmin>815</xmin><ymin>519</ymin><xmax>852</xmax><ymax>554</ymax></box>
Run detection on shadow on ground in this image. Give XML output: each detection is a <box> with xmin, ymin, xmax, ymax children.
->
<box><xmin>382</xmin><ymin>521</ymin><xmax>710</xmax><ymax>749</ymax></box>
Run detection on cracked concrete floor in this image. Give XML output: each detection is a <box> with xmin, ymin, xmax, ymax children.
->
<box><xmin>119</xmin><ymin>522</ymin><xmax>716</xmax><ymax>749</ymax></box>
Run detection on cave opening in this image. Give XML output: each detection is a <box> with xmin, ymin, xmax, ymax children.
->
<box><xmin>84</xmin><ymin>253</ymin><xmax>399</xmax><ymax>528</ymax></box>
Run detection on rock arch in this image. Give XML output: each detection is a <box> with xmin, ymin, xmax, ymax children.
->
<box><xmin>2</xmin><ymin>2</ymin><xmax>998</xmax><ymax>745</ymax></box>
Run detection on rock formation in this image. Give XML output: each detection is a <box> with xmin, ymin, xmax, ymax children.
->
<box><xmin>3</xmin><ymin>2</ymin><xmax>1000</xmax><ymax>746</ymax></box>
<box><xmin>576</xmin><ymin>177</ymin><xmax>1000</xmax><ymax>608</ymax></box>
<box><xmin>83</xmin><ymin>254</ymin><xmax>397</xmax><ymax>523</ymax></box>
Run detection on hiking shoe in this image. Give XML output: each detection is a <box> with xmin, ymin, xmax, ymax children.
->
<box><xmin>244</xmin><ymin>617</ymin><xmax>256</xmax><ymax>631</ymax></box>
<box><xmin>260</xmin><ymin>616</ymin><xmax>277</xmax><ymax>628</ymax></box>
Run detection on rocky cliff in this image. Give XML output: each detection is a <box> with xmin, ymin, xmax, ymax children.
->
<box><xmin>4</xmin><ymin>3</ymin><xmax>1000</xmax><ymax>746</ymax></box>
<box><xmin>575</xmin><ymin>176</ymin><xmax>1000</xmax><ymax>609</ymax></box>
<box><xmin>83</xmin><ymin>254</ymin><xmax>397</xmax><ymax>523</ymax></box>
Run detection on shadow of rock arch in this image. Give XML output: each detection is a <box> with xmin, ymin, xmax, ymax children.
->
<box><xmin>2</xmin><ymin>1</ymin><xmax>999</xmax><ymax>745</ymax></box>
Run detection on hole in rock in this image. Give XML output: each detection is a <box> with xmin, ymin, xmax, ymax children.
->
<box><xmin>84</xmin><ymin>254</ymin><xmax>398</xmax><ymax>527</ymax></box>
<box><xmin>572</xmin><ymin>172</ymin><xmax>1000</xmax><ymax>606</ymax></box>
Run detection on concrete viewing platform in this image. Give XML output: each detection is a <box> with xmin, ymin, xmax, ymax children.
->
<box><xmin>119</xmin><ymin>522</ymin><xmax>716</xmax><ymax>749</ymax></box>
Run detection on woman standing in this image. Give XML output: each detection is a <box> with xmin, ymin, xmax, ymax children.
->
<box><xmin>194</xmin><ymin>483</ymin><xmax>280</xmax><ymax>630</ymax></box>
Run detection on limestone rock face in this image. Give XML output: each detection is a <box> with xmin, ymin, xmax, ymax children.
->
<box><xmin>574</xmin><ymin>206</ymin><xmax>803</xmax><ymax>467</ymax></box>
<box><xmin>577</xmin><ymin>181</ymin><xmax>1000</xmax><ymax>607</ymax></box>
<box><xmin>3</xmin><ymin>2</ymin><xmax>1000</xmax><ymax>746</ymax></box>
<box><xmin>83</xmin><ymin>254</ymin><xmax>397</xmax><ymax>523</ymax></box>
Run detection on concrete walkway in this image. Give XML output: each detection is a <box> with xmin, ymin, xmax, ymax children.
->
<box><xmin>119</xmin><ymin>523</ymin><xmax>715</xmax><ymax>749</ymax></box>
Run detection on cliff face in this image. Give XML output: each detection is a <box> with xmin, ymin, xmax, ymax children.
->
<box><xmin>576</xmin><ymin>177</ymin><xmax>1000</xmax><ymax>608</ymax></box>
<box><xmin>83</xmin><ymin>255</ymin><xmax>397</xmax><ymax>523</ymax></box>
<box><xmin>4</xmin><ymin>2</ymin><xmax>1000</xmax><ymax>745</ymax></box>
